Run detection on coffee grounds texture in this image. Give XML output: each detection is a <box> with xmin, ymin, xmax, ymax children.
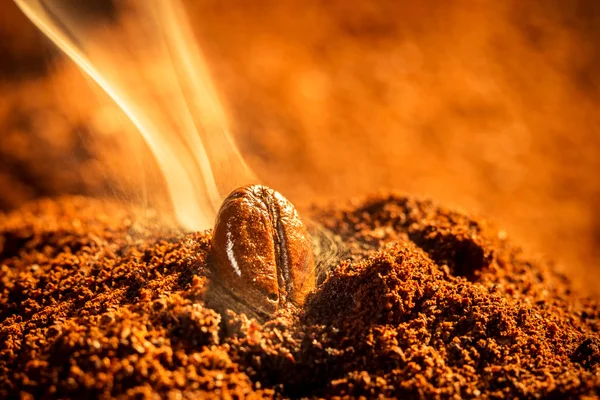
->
<box><xmin>0</xmin><ymin>195</ymin><xmax>599</xmax><ymax>399</ymax></box>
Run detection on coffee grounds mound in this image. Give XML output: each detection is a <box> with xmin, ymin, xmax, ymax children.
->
<box><xmin>1</xmin><ymin>195</ymin><xmax>599</xmax><ymax>398</ymax></box>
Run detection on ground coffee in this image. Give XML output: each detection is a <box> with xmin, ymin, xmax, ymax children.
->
<box><xmin>0</xmin><ymin>194</ymin><xmax>598</xmax><ymax>398</ymax></box>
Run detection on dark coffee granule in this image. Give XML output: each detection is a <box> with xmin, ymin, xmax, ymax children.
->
<box><xmin>1</xmin><ymin>194</ymin><xmax>599</xmax><ymax>398</ymax></box>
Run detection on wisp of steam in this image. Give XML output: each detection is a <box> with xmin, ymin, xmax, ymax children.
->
<box><xmin>15</xmin><ymin>0</ymin><xmax>256</xmax><ymax>231</ymax></box>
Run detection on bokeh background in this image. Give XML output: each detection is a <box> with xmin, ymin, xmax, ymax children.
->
<box><xmin>1</xmin><ymin>1</ymin><xmax>599</xmax><ymax>294</ymax></box>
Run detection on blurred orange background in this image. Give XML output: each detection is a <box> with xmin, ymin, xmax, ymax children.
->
<box><xmin>1</xmin><ymin>1</ymin><xmax>599</xmax><ymax>293</ymax></box>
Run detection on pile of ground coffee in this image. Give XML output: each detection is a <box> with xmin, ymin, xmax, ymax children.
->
<box><xmin>1</xmin><ymin>195</ymin><xmax>598</xmax><ymax>398</ymax></box>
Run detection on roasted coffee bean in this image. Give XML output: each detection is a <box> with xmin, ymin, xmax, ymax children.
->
<box><xmin>209</xmin><ymin>185</ymin><xmax>315</xmax><ymax>317</ymax></box>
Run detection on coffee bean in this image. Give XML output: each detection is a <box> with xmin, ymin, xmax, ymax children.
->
<box><xmin>209</xmin><ymin>185</ymin><xmax>315</xmax><ymax>317</ymax></box>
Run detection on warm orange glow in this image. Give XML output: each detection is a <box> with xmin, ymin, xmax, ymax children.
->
<box><xmin>14</xmin><ymin>0</ymin><xmax>256</xmax><ymax>231</ymax></box>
